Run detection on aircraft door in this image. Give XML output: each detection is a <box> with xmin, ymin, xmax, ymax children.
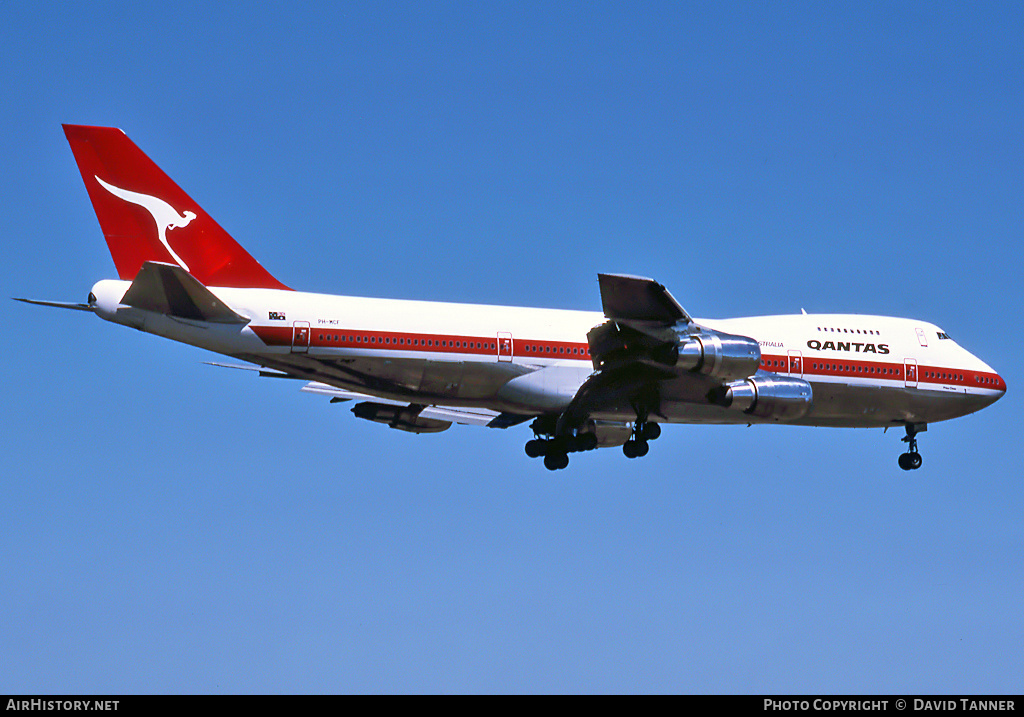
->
<box><xmin>904</xmin><ymin>359</ymin><xmax>918</xmax><ymax>388</ymax></box>
<box><xmin>787</xmin><ymin>350</ymin><xmax>803</xmax><ymax>377</ymax></box>
<box><xmin>292</xmin><ymin>321</ymin><xmax>310</xmax><ymax>353</ymax></box>
<box><xmin>497</xmin><ymin>332</ymin><xmax>513</xmax><ymax>362</ymax></box>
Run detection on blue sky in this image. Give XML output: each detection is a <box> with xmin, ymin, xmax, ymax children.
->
<box><xmin>1</xmin><ymin>1</ymin><xmax>1021</xmax><ymax>693</ymax></box>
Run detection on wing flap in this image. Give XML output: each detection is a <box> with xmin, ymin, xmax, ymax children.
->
<box><xmin>300</xmin><ymin>382</ymin><xmax>526</xmax><ymax>428</ymax></box>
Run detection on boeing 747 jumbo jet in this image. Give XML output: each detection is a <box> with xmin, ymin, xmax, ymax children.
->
<box><xmin>18</xmin><ymin>126</ymin><xmax>1006</xmax><ymax>471</ymax></box>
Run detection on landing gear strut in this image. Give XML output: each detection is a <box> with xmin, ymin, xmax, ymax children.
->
<box><xmin>898</xmin><ymin>423</ymin><xmax>925</xmax><ymax>471</ymax></box>
<box><xmin>623</xmin><ymin>420</ymin><xmax>660</xmax><ymax>459</ymax></box>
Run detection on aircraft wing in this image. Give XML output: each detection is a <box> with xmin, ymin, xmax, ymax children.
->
<box><xmin>597</xmin><ymin>273</ymin><xmax>691</xmax><ymax>325</ymax></box>
<box><xmin>206</xmin><ymin>362</ymin><xmax>532</xmax><ymax>432</ymax></box>
<box><xmin>301</xmin><ymin>381</ymin><xmax>529</xmax><ymax>431</ymax></box>
<box><xmin>558</xmin><ymin>274</ymin><xmax>707</xmax><ymax>434</ymax></box>
<box><xmin>586</xmin><ymin>273</ymin><xmax>696</xmax><ymax>372</ymax></box>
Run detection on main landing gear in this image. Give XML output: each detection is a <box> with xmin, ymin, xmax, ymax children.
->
<box><xmin>623</xmin><ymin>421</ymin><xmax>660</xmax><ymax>459</ymax></box>
<box><xmin>524</xmin><ymin>417</ymin><xmax>598</xmax><ymax>471</ymax></box>
<box><xmin>524</xmin><ymin>432</ymin><xmax>598</xmax><ymax>471</ymax></box>
<box><xmin>898</xmin><ymin>423</ymin><xmax>926</xmax><ymax>471</ymax></box>
<box><xmin>524</xmin><ymin>416</ymin><xmax>663</xmax><ymax>470</ymax></box>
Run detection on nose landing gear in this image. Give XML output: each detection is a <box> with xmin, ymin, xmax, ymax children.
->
<box><xmin>898</xmin><ymin>423</ymin><xmax>926</xmax><ymax>470</ymax></box>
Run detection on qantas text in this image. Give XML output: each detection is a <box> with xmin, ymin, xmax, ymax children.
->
<box><xmin>807</xmin><ymin>340</ymin><xmax>889</xmax><ymax>354</ymax></box>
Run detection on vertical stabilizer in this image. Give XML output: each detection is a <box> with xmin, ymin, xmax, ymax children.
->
<box><xmin>63</xmin><ymin>125</ymin><xmax>290</xmax><ymax>290</ymax></box>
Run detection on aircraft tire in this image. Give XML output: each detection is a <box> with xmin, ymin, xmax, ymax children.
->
<box><xmin>544</xmin><ymin>452</ymin><xmax>569</xmax><ymax>471</ymax></box>
<box><xmin>525</xmin><ymin>439</ymin><xmax>547</xmax><ymax>458</ymax></box>
<box><xmin>640</xmin><ymin>423</ymin><xmax>661</xmax><ymax>441</ymax></box>
<box><xmin>898</xmin><ymin>452</ymin><xmax>923</xmax><ymax>471</ymax></box>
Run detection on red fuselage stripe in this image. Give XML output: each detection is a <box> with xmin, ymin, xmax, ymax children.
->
<box><xmin>250</xmin><ymin>325</ymin><xmax>594</xmax><ymax>358</ymax></box>
<box><xmin>247</xmin><ymin>327</ymin><xmax>1004</xmax><ymax>391</ymax></box>
<box><xmin>760</xmin><ymin>354</ymin><xmax>1005</xmax><ymax>390</ymax></box>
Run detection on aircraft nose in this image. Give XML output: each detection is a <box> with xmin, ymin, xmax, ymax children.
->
<box><xmin>976</xmin><ymin>367</ymin><xmax>1006</xmax><ymax>405</ymax></box>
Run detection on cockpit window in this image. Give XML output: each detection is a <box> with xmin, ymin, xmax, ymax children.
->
<box><xmin>937</xmin><ymin>332</ymin><xmax>952</xmax><ymax>340</ymax></box>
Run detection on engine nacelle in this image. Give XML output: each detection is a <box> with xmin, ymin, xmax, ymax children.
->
<box><xmin>660</xmin><ymin>330</ymin><xmax>761</xmax><ymax>381</ymax></box>
<box><xmin>351</xmin><ymin>402</ymin><xmax>452</xmax><ymax>434</ymax></box>
<box><xmin>709</xmin><ymin>375</ymin><xmax>813</xmax><ymax>421</ymax></box>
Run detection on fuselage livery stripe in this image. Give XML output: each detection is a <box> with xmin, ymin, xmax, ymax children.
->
<box><xmin>250</xmin><ymin>325</ymin><xmax>594</xmax><ymax>358</ymax></box>
<box><xmin>247</xmin><ymin>326</ymin><xmax>1004</xmax><ymax>392</ymax></box>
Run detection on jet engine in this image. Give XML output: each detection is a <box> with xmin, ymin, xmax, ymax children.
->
<box><xmin>654</xmin><ymin>330</ymin><xmax>762</xmax><ymax>381</ymax></box>
<box><xmin>351</xmin><ymin>402</ymin><xmax>451</xmax><ymax>434</ymax></box>
<box><xmin>708</xmin><ymin>375</ymin><xmax>813</xmax><ymax>421</ymax></box>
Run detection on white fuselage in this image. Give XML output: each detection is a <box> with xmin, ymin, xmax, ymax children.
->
<box><xmin>90</xmin><ymin>280</ymin><xmax>1006</xmax><ymax>428</ymax></box>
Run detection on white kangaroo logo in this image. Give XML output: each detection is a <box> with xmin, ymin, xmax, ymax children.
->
<box><xmin>95</xmin><ymin>176</ymin><xmax>195</xmax><ymax>271</ymax></box>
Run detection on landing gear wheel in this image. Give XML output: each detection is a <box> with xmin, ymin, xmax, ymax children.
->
<box><xmin>898</xmin><ymin>423</ymin><xmax>926</xmax><ymax>471</ymax></box>
<box><xmin>639</xmin><ymin>423</ymin><xmax>661</xmax><ymax>441</ymax></box>
<box><xmin>525</xmin><ymin>439</ymin><xmax>546</xmax><ymax>458</ymax></box>
<box><xmin>544</xmin><ymin>452</ymin><xmax>569</xmax><ymax>471</ymax></box>
<box><xmin>898</xmin><ymin>452</ymin><xmax>922</xmax><ymax>471</ymax></box>
<box><xmin>623</xmin><ymin>440</ymin><xmax>649</xmax><ymax>459</ymax></box>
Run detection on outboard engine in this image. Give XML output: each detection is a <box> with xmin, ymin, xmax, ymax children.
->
<box><xmin>708</xmin><ymin>375</ymin><xmax>813</xmax><ymax>421</ymax></box>
<box><xmin>653</xmin><ymin>329</ymin><xmax>761</xmax><ymax>381</ymax></box>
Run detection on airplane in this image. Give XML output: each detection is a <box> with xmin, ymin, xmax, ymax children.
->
<box><xmin>17</xmin><ymin>125</ymin><xmax>1006</xmax><ymax>472</ymax></box>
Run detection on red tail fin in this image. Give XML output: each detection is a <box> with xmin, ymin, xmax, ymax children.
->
<box><xmin>63</xmin><ymin>125</ymin><xmax>290</xmax><ymax>290</ymax></box>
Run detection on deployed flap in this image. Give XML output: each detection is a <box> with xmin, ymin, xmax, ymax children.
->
<box><xmin>301</xmin><ymin>383</ymin><xmax>383</xmax><ymax>403</ymax></box>
<box><xmin>300</xmin><ymin>382</ymin><xmax>528</xmax><ymax>428</ymax></box>
<box><xmin>121</xmin><ymin>261</ymin><xmax>248</xmax><ymax>324</ymax></box>
<box><xmin>418</xmin><ymin>405</ymin><xmax>502</xmax><ymax>427</ymax></box>
<box><xmin>598</xmin><ymin>273</ymin><xmax>691</xmax><ymax>324</ymax></box>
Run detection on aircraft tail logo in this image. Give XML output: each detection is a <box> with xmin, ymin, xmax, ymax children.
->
<box><xmin>63</xmin><ymin>124</ymin><xmax>291</xmax><ymax>291</ymax></box>
<box><xmin>95</xmin><ymin>176</ymin><xmax>195</xmax><ymax>271</ymax></box>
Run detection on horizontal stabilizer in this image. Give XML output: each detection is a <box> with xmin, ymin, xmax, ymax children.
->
<box><xmin>598</xmin><ymin>273</ymin><xmax>691</xmax><ymax>324</ymax></box>
<box><xmin>122</xmin><ymin>262</ymin><xmax>248</xmax><ymax>324</ymax></box>
<box><xmin>14</xmin><ymin>298</ymin><xmax>95</xmax><ymax>312</ymax></box>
